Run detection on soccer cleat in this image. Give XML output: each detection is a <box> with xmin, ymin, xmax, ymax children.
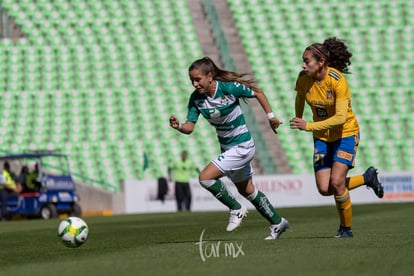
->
<box><xmin>226</xmin><ymin>206</ymin><xmax>247</xmax><ymax>232</ymax></box>
<box><xmin>335</xmin><ymin>226</ymin><xmax>353</xmax><ymax>238</ymax></box>
<box><xmin>264</xmin><ymin>217</ymin><xmax>289</xmax><ymax>240</ymax></box>
<box><xmin>363</xmin><ymin>166</ymin><xmax>384</xmax><ymax>198</ymax></box>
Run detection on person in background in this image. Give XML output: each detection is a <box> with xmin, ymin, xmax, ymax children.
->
<box><xmin>169</xmin><ymin>57</ymin><xmax>288</xmax><ymax>240</ymax></box>
<box><xmin>157</xmin><ymin>175</ymin><xmax>169</xmax><ymax>203</ymax></box>
<box><xmin>168</xmin><ymin>150</ymin><xmax>199</xmax><ymax>211</ymax></box>
<box><xmin>290</xmin><ymin>37</ymin><xmax>384</xmax><ymax>238</ymax></box>
<box><xmin>26</xmin><ymin>163</ymin><xmax>41</xmax><ymax>191</ymax></box>
<box><xmin>2</xmin><ymin>161</ymin><xmax>22</xmax><ymax>195</ymax></box>
<box><xmin>0</xmin><ymin>174</ymin><xmax>8</xmax><ymax>221</ymax></box>
<box><xmin>17</xmin><ymin>165</ymin><xmax>29</xmax><ymax>192</ymax></box>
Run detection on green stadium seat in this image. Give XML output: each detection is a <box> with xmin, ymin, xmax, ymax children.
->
<box><xmin>0</xmin><ymin>0</ymin><xmax>411</xmax><ymax>189</ymax></box>
<box><xmin>226</xmin><ymin>0</ymin><xmax>414</xmax><ymax>174</ymax></box>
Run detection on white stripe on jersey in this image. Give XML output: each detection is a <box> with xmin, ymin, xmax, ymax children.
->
<box><xmin>217</xmin><ymin>125</ymin><xmax>249</xmax><ymax>138</ymax></box>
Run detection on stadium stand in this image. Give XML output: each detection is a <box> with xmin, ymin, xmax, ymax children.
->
<box><xmin>0</xmin><ymin>0</ymin><xmax>218</xmax><ymax>191</ymax></box>
<box><xmin>227</xmin><ymin>0</ymin><xmax>414</xmax><ymax>174</ymax></box>
<box><xmin>0</xmin><ymin>0</ymin><xmax>413</xmax><ymax>192</ymax></box>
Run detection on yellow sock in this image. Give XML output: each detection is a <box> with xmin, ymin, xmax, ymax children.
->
<box><xmin>346</xmin><ymin>175</ymin><xmax>364</xmax><ymax>190</ymax></box>
<box><xmin>335</xmin><ymin>189</ymin><xmax>352</xmax><ymax>228</ymax></box>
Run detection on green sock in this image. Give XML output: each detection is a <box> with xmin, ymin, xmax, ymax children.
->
<box><xmin>249</xmin><ymin>191</ymin><xmax>282</xmax><ymax>224</ymax></box>
<box><xmin>205</xmin><ymin>180</ymin><xmax>241</xmax><ymax>210</ymax></box>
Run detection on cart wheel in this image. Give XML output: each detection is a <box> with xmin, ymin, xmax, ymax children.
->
<box><xmin>39</xmin><ymin>204</ymin><xmax>58</xmax><ymax>219</ymax></box>
<box><xmin>71</xmin><ymin>203</ymin><xmax>82</xmax><ymax>217</ymax></box>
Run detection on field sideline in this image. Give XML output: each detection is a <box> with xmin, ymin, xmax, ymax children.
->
<box><xmin>0</xmin><ymin>202</ymin><xmax>413</xmax><ymax>276</ymax></box>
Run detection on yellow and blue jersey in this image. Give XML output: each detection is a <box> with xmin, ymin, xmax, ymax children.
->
<box><xmin>295</xmin><ymin>67</ymin><xmax>360</xmax><ymax>142</ymax></box>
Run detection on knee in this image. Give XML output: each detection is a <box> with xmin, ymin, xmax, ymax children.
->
<box><xmin>317</xmin><ymin>188</ymin><xmax>331</xmax><ymax>196</ymax></box>
<box><xmin>198</xmin><ymin>172</ymin><xmax>206</xmax><ymax>182</ymax></box>
<box><xmin>199</xmin><ymin>179</ymin><xmax>215</xmax><ymax>189</ymax></box>
<box><xmin>237</xmin><ymin>185</ymin><xmax>254</xmax><ymax>197</ymax></box>
<box><xmin>316</xmin><ymin>185</ymin><xmax>333</xmax><ymax>196</ymax></box>
<box><xmin>329</xmin><ymin>177</ymin><xmax>346</xmax><ymax>194</ymax></box>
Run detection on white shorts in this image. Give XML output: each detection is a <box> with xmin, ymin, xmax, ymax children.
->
<box><xmin>212</xmin><ymin>140</ymin><xmax>255</xmax><ymax>183</ymax></box>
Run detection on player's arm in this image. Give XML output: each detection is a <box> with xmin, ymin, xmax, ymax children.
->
<box><xmin>295</xmin><ymin>93</ymin><xmax>305</xmax><ymax>118</ymax></box>
<box><xmin>291</xmin><ymin>99</ymin><xmax>348</xmax><ymax>131</ymax></box>
<box><xmin>303</xmin><ymin>77</ymin><xmax>349</xmax><ymax>131</ymax></box>
<box><xmin>253</xmin><ymin>88</ymin><xmax>283</xmax><ymax>133</ymax></box>
<box><xmin>290</xmin><ymin>74</ymin><xmax>307</xmax><ymax>129</ymax></box>
<box><xmin>305</xmin><ymin>99</ymin><xmax>348</xmax><ymax>131</ymax></box>
<box><xmin>169</xmin><ymin>115</ymin><xmax>195</xmax><ymax>135</ymax></box>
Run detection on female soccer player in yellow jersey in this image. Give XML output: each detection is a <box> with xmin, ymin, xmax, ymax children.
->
<box><xmin>290</xmin><ymin>37</ymin><xmax>384</xmax><ymax>238</ymax></box>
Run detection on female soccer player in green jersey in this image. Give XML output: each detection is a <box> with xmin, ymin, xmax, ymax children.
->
<box><xmin>169</xmin><ymin>57</ymin><xmax>288</xmax><ymax>240</ymax></box>
<box><xmin>290</xmin><ymin>37</ymin><xmax>384</xmax><ymax>238</ymax></box>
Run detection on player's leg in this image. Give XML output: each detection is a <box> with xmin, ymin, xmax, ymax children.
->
<box><xmin>330</xmin><ymin>162</ymin><xmax>353</xmax><ymax>238</ymax></box>
<box><xmin>345</xmin><ymin>174</ymin><xmax>364</xmax><ymax>190</ymax></box>
<box><xmin>313</xmin><ymin>138</ymin><xmax>334</xmax><ymax>196</ymax></box>
<box><xmin>313</xmin><ymin>137</ymin><xmax>352</xmax><ymax>237</ymax></box>
<box><xmin>314</xmin><ymin>169</ymin><xmax>333</xmax><ymax>196</ymax></box>
<box><xmin>199</xmin><ymin>162</ymin><xmax>242</xmax><ymax>211</ymax></box>
<box><xmin>199</xmin><ymin>162</ymin><xmax>245</xmax><ymax>231</ymax></box>
<box><xmin>346</xmin><ymin>168</ymin><xmax>384</xmax><ymax>198</ymax></box>
<box><xmin>235</xmin><ymin>177</ymin><xmax>282</xmax><ymax>225</ymax></box>
<box><xmin>330</xmin><ymin>135</ymin><xmax>361</xmax><ymax>238</ymax></box>
<box><xmin>235</xmin><ymin>176</ymin><xmax>288</xmax><ymax>240</ymax></box>
<box><xmin>343</xmin><ymin>133</ymin><xmax>384</xmax><ymax>197</ymax></box>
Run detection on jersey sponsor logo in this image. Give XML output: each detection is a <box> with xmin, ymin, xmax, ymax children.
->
<box><xmin>316</xmin><ymin>107</ymin><xmax>328</xmax><ymax>117</ymax></box>
<box><xmin>337</xmin><ymin>150</ymin><xmax>353</xmax><ymax>161</ymax></box>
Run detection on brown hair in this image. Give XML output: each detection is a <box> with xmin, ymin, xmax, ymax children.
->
<box><xmin>189</xmin><ymin>57</ymin><xmax>259</xmax><ymax>90</ymax></box>
<box><xmin>306</xmin><ymin>37</ymin><xmax>352</xmax><ymax>73</ymax></box>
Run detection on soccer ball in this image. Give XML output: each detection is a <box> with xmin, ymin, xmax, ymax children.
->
<box><xmin>58</xmin><ymin>217</ymin><xmax>89</xmax><ymax>248</ymax></box>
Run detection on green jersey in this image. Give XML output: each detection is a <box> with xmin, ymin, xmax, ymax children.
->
<box><xmin>187</xmin><ymin>81</ymin><xmax>255</xmax><ymax>150</ymax></box>
<box><xmin>169</xmin><ymin>159</ymin><xmax>197</xmax><ymax>183</ymax></box>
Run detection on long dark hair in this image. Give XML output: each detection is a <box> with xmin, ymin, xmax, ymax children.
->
<box><xmin>306</xmin><ymin>37</ymin><xmax>352</xmax><ymax>73</ymax></box>
<box><xmin>189</xmin><ymin>57</ymin><xmax>259</xmax><ymax>90</ymax></box>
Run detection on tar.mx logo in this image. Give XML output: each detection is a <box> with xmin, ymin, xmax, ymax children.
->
<box><xmin>195</xmin><ymin>229</ymin><xmax>245</xmax><ymax>262</ymax></box>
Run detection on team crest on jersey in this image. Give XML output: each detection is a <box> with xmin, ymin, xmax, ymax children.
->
<box><xmin>220</xmin><ymin>96</ymin><xmax>229</xmax><ymax>105</ymax></box>
<box><xmin>326</xmin><ymin>89</ymin><xmax>333</xmax><ymax>100</ymax></box>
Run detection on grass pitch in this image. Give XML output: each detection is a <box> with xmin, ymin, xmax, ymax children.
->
<box><xmin>0</xmin><ymin>202</ymin><xmax>413</xmax><ymax>276</ymax></box>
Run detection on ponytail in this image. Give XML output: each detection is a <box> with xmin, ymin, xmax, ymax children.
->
<box><xmin>189</xmin><ymin>57</ymin><xmax>259</xmax><ymax>90</ymax></box>
<box><xmin>323</xmin><ymin>37</ymin><xmax>352</xmax><ymax>73</ymax></box>
<box><xmin>306</xmin><ymin>37</ymin><xmax>352</xmax><ymax>73</ymax></box>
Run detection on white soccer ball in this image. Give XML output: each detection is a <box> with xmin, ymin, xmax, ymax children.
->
<box><xmin>58</xmin><ymin>217</ymin><xmax>89</xmax><ymax>248</ymax></box>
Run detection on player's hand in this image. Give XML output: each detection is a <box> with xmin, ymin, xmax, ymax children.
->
<box><xmin>269</xmin><ymin>117</ymin><xmax>283</xmax><ymax>134</ymax></box>
<box><xmin>289</xmin><ymin>117</ymin><xmax>306</xmax><ymax>130</ymax></box>
<box><xmin>169</xmin><ymin>115</ymin><xmax>180</xmax><ymax>129</ymax></box>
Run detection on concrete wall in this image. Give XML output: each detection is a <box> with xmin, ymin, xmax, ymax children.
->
<box><xmin>75</xmin><ymin>182</ymin><xmax>125</xmax><ymax>216</ymax></box>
